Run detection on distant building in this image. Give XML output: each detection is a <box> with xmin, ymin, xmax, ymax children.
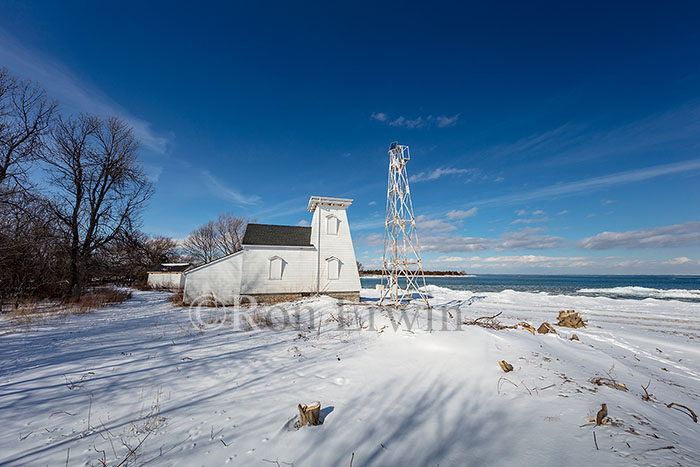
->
<box><xmin>182</xmin><ymin>196</ymin><xmax>361</xmax><ymax>305</ymax></box>
<box><xmin>147</xmin><ymin>263</ymin><xmax>193</xmax><ymax>289</ymax></box>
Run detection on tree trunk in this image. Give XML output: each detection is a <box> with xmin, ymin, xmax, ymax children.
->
<box><xmin>68</xmin><ymin>253</ymin><xmax>88</xmax><ymax>300</ymax></box>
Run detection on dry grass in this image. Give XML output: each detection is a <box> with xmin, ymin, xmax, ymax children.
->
<box><xmin>169</xmin><ymin>290</ymin><xmax>185</xmax><ymax>307</ymax></box>
<box><xmin>251</xmin><ymin>311</ymin><xmax>275</xmax><ymax>328</ymax></box>
<box><xmin>2</xmin><ymin>287</ymin><xmax>133</xmax><ymax>330</ymax></box>
<box><xmin>70</xmin><ymin>288</ymin><xmax>132</xmax><ymax>314</ymax></box>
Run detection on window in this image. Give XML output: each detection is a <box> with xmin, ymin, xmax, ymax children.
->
<box><xmin>327</xmin><ymin>257</ymin><xmax>342</xmax><ymax>280</ymax></box>
<box><xmin>269</xmin><ymin>256</ymin><xmax>285</xmax><ymax>280</ymax></box>
<box><xmin>326</xmin><ymin>215</ymin><xmax>339</xmax><ymax>235</ymax></box>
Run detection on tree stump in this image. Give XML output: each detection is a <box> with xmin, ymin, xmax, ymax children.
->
<box><xmin>297</xmin><ymin>401</ymin><xmax>321</xmax><ymax>427</ymax></box>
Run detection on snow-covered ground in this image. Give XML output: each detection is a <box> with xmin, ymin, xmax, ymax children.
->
<box><xmin>1</xmin><ymin>287</ymin><xmax>699</xmax><ymax>466</ymax></box>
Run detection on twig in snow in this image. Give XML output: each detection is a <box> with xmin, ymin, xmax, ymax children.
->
<box><xmin>115</xmin><ymin>430</ymin><xmax>152</xmax><ymax>467</ymax></box>
<box><xmin>19</xmin><ymin>431</ymin><xmax>32</xmax><ymax>441</ymax></box>
<box><xmin>647</xmin><ymin>445</ymin><xmax>675</xmax><ymax>452</ymax></box>
<box><xmin>65</xmin><ymin>447</ymin><xmax>70</xmax><ymax>466</ymax></box>
<box><xmin>593</xmin><ymin>431</ymin><xmax>599</xmax><ymax>450</ymax></box>
<box><xmin>350</xmin><ymin>452</ymin><xmax>355</xmax><ymax>467</ymax></box>
<box><xmin>641</xmin><ymin>381</ymin><xmax>653</xmax><ymax>402</ymax></box>
<box><xmin>263</xmin><ymin>459</ymin><xmax>281</xmax><ymax>466</ymax></box>
<box><xmin>666</xmin><ymin>402</ymin><xmax>698</xmax><ymax>423</ymax></box>
<box><xmin>497</xmin><ymin>376</ymin><xmax>518</xmax><ymax>395</ymax></box>
<box><xmin>220</xmin><ymin>438</ymin><xmax>229</xmax><ymax>447</ymax></box>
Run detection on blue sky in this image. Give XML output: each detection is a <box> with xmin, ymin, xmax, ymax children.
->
<box><xmin>2</xmin><ymin>1</ymin><xmax>700</xmax><ymax>274</ymax></box>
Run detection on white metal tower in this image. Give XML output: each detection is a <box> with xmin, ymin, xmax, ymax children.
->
<box><xmin>380</xmin><ymin>142</ymin><xmax>431</xmax><ymax>308</ymax></box>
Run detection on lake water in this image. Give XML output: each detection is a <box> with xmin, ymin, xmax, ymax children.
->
<box><xmin>360</xmin><ymin>274</ymin><xmax>700</xmax><ymax>302</ymax></box>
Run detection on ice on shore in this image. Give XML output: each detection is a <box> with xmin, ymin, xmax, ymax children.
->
<box><xmin>1</xmin><ymin>287</ymin><xmax>699</xmax><ymax>466</ymax></box>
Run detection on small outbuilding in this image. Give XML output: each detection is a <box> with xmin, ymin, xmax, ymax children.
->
<box><xmin>182</xmin><ymin>196</ymin><xmax>361</xmax><ymax>305</ymax></box>
<box><xmin>147</xmin><ymin>263</ymin><xmax>192</xmax><ymax>290</ymax></box>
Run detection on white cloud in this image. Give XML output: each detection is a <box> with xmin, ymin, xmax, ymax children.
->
<box><xmin>445</xmin><ymin>207</ymin><xmax>478</xmax><ymax>219</ymax></box>
<box><xmin>557</xmin><ymin>210</ymin><xmax>569</xmax><ymax>215</ymax></box>
<box><xmin>297</xmin><ymin>219</ymin><xmax>310</xmax><ymax>226</ymax></box>
<box><xmin>202</xmin><ymin>170</ymin><xmax>261</xmax><ymax>206</ymax></box>
<box><xmin>516</xmin><ymin>209</ymin><xmax>528</xmax><ymax>216</ymax></box>
<box><xmin>421</xmin><ymin>227</ymin><xmax>566</xmax><ymax>253</ymax></box>
<box><xmin>435</xmin><ymin>114</ymin><xmax>460</xmax><ymax>128</ymax></box>
<box><xmin>428</xmin><ymin>254</ymin><xmax>700</xmax><ymax>274</ymax></box>
<box><xmin>511</xmin><ymin>217</ymin><xmax>549</xmax><ymax>225</ymax></box>
<box><xmin>0</xmin><ymin>28</ymin><xmax>169</xmax><ymax>154</ymax></box>
<box><xmin>470</xmin><ymin>158</ymin><xmax>700</xmax><ymax>206</ymax></box>
<box><xmin>371</xmin><ymin>112</ymin><xmax>459</xmax><ymax>129</ymax></box>
<box><xmin>415</xmin><ymin>215</ymin><xmax>457</xmax><ymax>234</ymax></box>
<box><xmin>389</xmin><ymin>116</ymin><xmax>425</xmax><ymax>128</ymax></box>
<box><xmin>580</xmin><ymin>222</ymin><xmax>700</xmax><ymax>249</ymax></box>
<box><xmin>532</xmin><ymin>210</ymin><xmax>545</xmax><ymax>215</ymax></box>
<box><xmin>664</xmin><ymin>256</ymin><xmax>695</xmax><ymax>265</ymax></box>
<box><xmin>357</xmin><ymin>232</ymin><xmax>384</xmax><ymax>246</ymax></box>
<box><xmin>368</xmin><ymin>201</ymin><xmax>377</xmax><ymax>206</ymax></box>
<box><xmin>410</xmin><ymin>167</ymin><xmax>474</xmax><ymax>182</ymax></box>
<box><xmin>435</xmin><ymin>256</ymin><xmax>472</xmax><ymax>262</ymax></box>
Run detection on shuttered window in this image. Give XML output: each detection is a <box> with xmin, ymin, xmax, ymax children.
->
<box><xmin>327</xmin><ymin>257</ymin><xmax>341</xmax><ymax>280</ymax></box>
<box><xmin>327</xmin><ymin>215</ymin><xmax>339</xmax><ymax>235</ymax></box>
<box><xmin>269</xmin><ymin>256</ymin><xmax>284</xmax><ymax>280</ymax></box>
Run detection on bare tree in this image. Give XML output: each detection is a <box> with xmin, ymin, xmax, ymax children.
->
<box><xmin>42</xmin><ymin>114</ymin><xmax>153</xmax><ymax>299</ymax></box>
<box><xmin>0</xmin><ymin>68</ymin><xmax>56</xmax><ymax>195</ymax></box>
<box><xmin>93</xmin><ymin>230</ymin><xmax>181</xmax><ymax>285</ymax></box>
<box><xmin>183</xmin><ymin>221</ymin><xmax>218</xmax><ymax>265</ymax></box>
<box><xmin>0</xmin><ymin>194</ymin><xmax>65</xmax><ymax>307</ymax></box>
<box><xmin>214</xmin><ymin>212</ymin><xmax>248</xmax><ymax>255</ymax></box>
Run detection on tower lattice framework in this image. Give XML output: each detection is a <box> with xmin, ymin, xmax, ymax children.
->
<box><xmin>380</xmin><ymin>142</ymin><xmax>430</xmax><ymax>308</ymax></box>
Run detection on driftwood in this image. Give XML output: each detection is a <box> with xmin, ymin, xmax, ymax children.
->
<box><xmin>591</xmin><ymin>377</ymin><xmax>628</xmax><ymax>391</ymax></box>
<box><xmin>297</xmin><ymin>401</ymin><xmax>321</xmax><ymax>427</ymax></box>
<box><xmin>570</xmin><ymin>334</ymin><xmax>579</xmax><ymax>341</ymax></box>
<box><xmin>537</xmin><ymin>322</ymin><xmax>556</xmax><ymax>334</ymax></box>
<box><xmin>462</xmin><ymin>312</ymin><xmax>513</xmax><ymax>330</ymax></box>
<box><xmin>498</xmin><ymin>360</ymin><xmax>514</xmax><ymax>373</ymax></box>
<box><xmin>557</xmin><ymin>310</ymin><xmax>586</xmax><ymax>328</ymax></box>
<box><xmin>667</xmin><ymin>402</ymin><xmax>698</xmax><ymax>423</ymax></box>
<box><xmin>517</xmin><ymin>322</ymin><xmax>536</xmax><ymax>335</ymax></box>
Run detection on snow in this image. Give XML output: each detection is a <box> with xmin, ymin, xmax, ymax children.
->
<box><xmin>1</xmin><ymin>287</ymin><xmax>699</xmax><ymax>466</ymax></box>
<box><xmin>577</xmin><ymin>286</ymin><xmax>700</xmax><ymax>301</ymax></box>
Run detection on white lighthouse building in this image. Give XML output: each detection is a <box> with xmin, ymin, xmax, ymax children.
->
<box><xmin>182</xmin><ymin>196</ymin><xmax>361</xmax><ymax>305</ymax></box>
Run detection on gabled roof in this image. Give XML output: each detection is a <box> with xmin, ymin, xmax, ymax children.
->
<box><xmin>242</xmin><ymin>223</ymin><xmax>312</xmax><ymax>247</ymax></box>
<box><xmin>148</xmin><ymin>263</ymin><xmax>192</xmax><ymax>273</ymax></box>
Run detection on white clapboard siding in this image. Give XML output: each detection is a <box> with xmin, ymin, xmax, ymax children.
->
<box><xmin>183</xmin><ymin>251</ymin><xmax>243</xmax><ymax>304</ymax></box>
<box><xmin>310</xmin><ymin>203</ymin><xmax>361</xmax><ymax>293</ymax></box>
<box><xmin>147</xmin><ymin>272</ymin><xmax>184</xmax><ymax>290</ymax></box>
<box><xmin>240</xmin><ymin>246</ymin><xmax>317</xmax><ymax>295</ymax></box>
